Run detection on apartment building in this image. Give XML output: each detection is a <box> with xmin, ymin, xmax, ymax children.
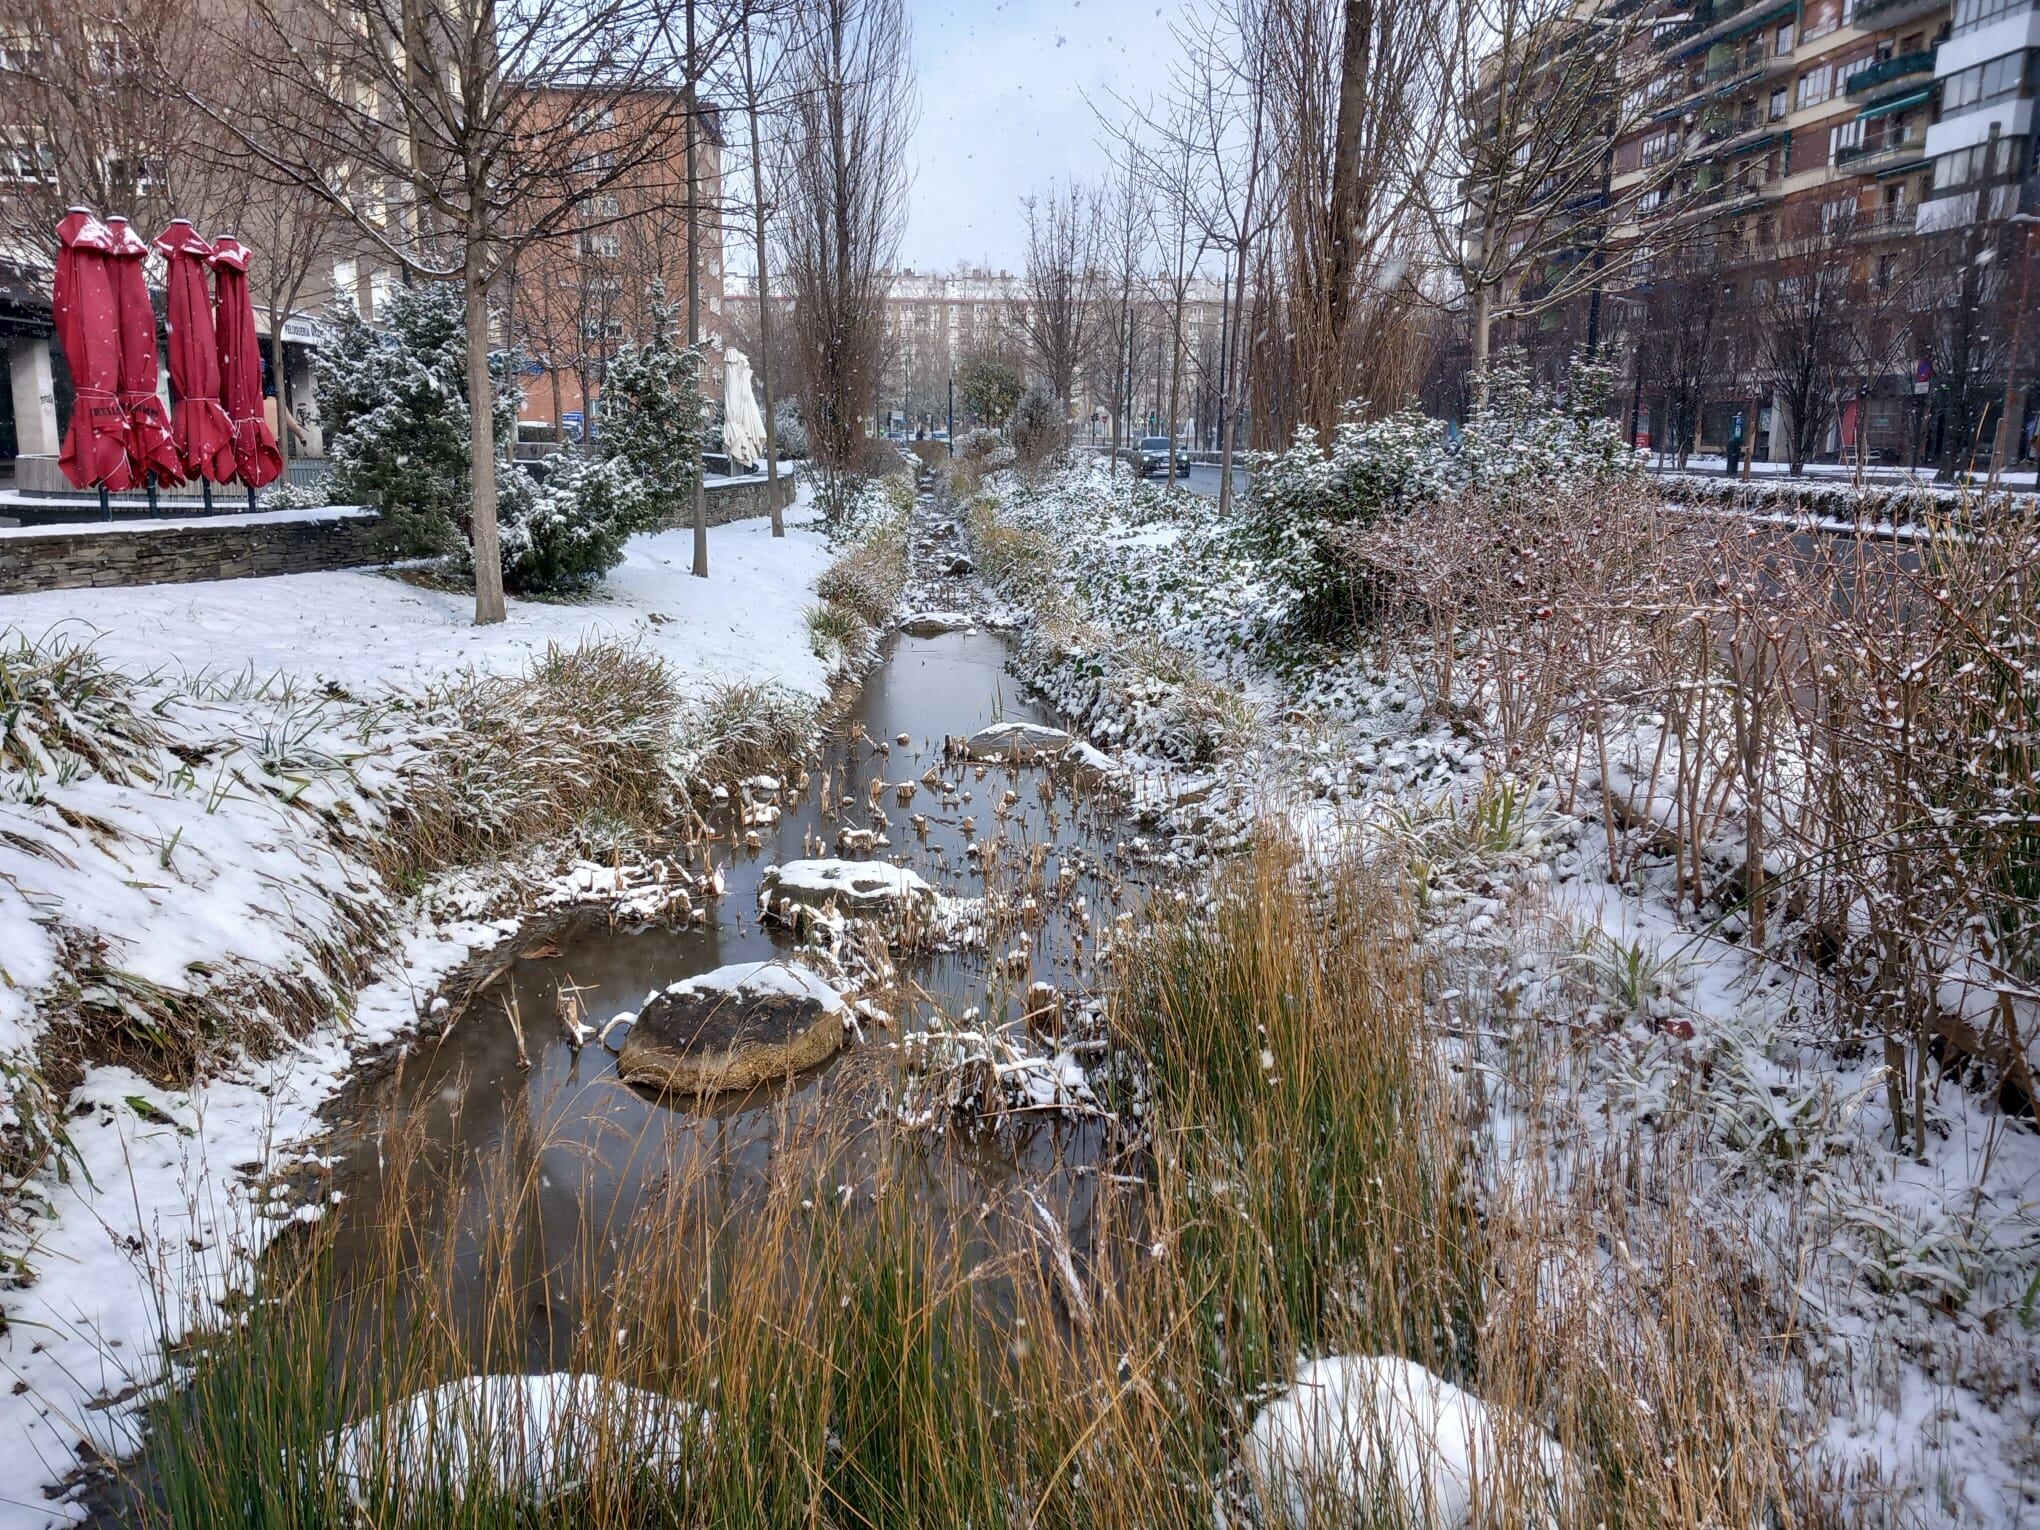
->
<box><xmin>507</xmin><ymin>91</ymin><xmax>725</xmax><ymax>442</ymax></box>
<box><xmin>1508</xmin><ymin>0</ymin><xmax>2038</xmax><ymax>465</ymax></box>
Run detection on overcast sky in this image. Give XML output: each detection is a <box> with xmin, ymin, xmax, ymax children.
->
<box><xmin>900</xmin><ymin>0</ymin><xmax>1174</xmax><ymax>275</ymax></box>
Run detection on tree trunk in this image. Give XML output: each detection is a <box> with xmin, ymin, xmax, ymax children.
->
<box><xmin>743</xmin><ymin>28</ymin><xmax>783</xmax><ymax>538</ymax></box>
<box><xmin>466</xmin><ymin>261</ymin><xmax>506</xmax><ymax>625</ymax></box>
<box><xmin>1471</xmin><ymin>285</ymin><xmax>1493</xmax><ymax>409</ymax></box>
<box><xmin>686</xmin><ymin>0</ymin><xmax>709</xmax><ymax>578</ymax></box>
<box><xmin>1166</xmin><ymin>287</ymin><xmax>1186</xmax><ymax>485</ymax></box>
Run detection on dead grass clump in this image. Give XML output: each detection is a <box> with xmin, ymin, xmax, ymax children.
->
<box><xmin>0</xmin><ymin>627</ymin><xmax>169</xmax><ymax>789</ymax></box>
<box><xmin>383</xmin><ymin>640</ymin><xmax>684</xmax><ymax>882</ymax></box>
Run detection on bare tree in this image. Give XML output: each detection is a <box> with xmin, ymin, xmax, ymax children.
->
<box><xmin>1092</xmin><ymin>151</ymin><xmax>1154</xmax><ymax>479</ymax></box>
<box><xmin>1431</xmin><ymin>0</ymin><xmax>1691</xmax><ymax>400</ymax></box>
<box><xmin>1012</xmin><ymin>182</ymin><xmax>1099</xmax><ymax>438</ymax></box>
<box><xmin>1750</xmin><ymin>207</ymin><xmax>1883</xmax><ymax>476</ymax></box>
<box><xmin>777</xmin><ymin>0</ymin><xmax>914</xmax><ymax>507</ymax></box>
<box><xmin>1635</xmin><ymin>246</ymin><xmax>1726</xmax><ymax>470</ymax></box>
<box><xmin>1257</xmin><ymin>0</ymin><xmax>1445</xmax><ymax>436</ymax></box>
<box><xmin>0</xmin><ymin>0</ymin><xmax>208</xmax><ymax>253</ymax></box>
<box><xmin>734</xmin><ymin>4</ymin><xmax>788</xmax><ymax>533</ymax></box>
<box><xmin>200</xmin><ymin>0</ymin><xmax>703</xmax><ymax>625</ymax></box>
<box><xmin>1167</xmin><ymin>10</ymin><xmax>1278</xmax><ymax>514</ymax></box>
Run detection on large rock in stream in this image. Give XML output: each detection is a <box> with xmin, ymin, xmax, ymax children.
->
<box><xmin>757</xmin><ymin>858</ymin><xmax>941</xmax><ymax>942</ymax></box>
<box><xmin>617</xmin><ymin>960</ymin><xmax>848</xmax><ymax>1095</ymax></box>
<box><xmin>957</xmin><ymin>721</ymin><xmax>1074</xmax><ymax>764</ymax></box>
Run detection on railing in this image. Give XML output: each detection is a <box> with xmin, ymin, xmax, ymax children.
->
<box><xmin>1852</xmin><ymin>0</ymin><xmax>1946</xmax><ymax>29</ymax></box>
<box><xmin>1836</xmin><ymin>134</ymin><xmax>1928</xmax><ymax>167</ymax></box>
<box><xmin>1845</xmin><ymin>49</ymin><xmax>1936</xmax><ymax>96</ymax></box>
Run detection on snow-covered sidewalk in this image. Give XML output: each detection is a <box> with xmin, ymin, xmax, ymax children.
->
<box><xmin>0</xmin><ymin>511</ymin><xmax>836</xmax><ymax>1527</ymax></box>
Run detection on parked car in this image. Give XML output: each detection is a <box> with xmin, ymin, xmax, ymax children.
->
<box><xmin>1136</xmin><ymin>436</ymin><xmax>1187</xmax><ymax>478</ymax></box>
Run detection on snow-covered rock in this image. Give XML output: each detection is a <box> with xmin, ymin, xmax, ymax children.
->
<box><xmin>898</xmin><ymin>610</ymin><xmax>975</xmax><ymax>636</ymax></box>
<box><xmin>321</xmin><ymin>1372</ymin><xmax>711</xmax><ymax>1507</ymax></box>
<box><xmin>959</xmin><ymin>721</ymin><xmax>1073</xmax><ymax>764</ymax></box>
<box><xmin>616</xmin><ymin>960</ymin><xmax>848</xmax><ymax>1095</ymax></box>
<box><xmin>757</xmin><ymin>857</ymin><xmax>941</xmax><ymax>934</ymax></box>
<box><xmin>1243</xmin><ymin>1356</ymin><xmax>1574</xmax><ymax>1529</ymax></box>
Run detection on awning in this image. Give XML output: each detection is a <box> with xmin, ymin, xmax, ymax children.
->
<box><xmin>1860</xmin><ymin>88</ymin><xmax>1931</xmax><ymax>120</ymax></box>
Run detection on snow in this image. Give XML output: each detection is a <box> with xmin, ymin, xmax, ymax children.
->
<box><xmin>321</xmin><ymin>1373</ymin><xmax>711</xmax><ymax>1506</ymax></box>
<box><xmin>964</xmin><ymin>455</ymin><xmax>2040</xmax><ymax>1525</ymax></box>
<box><xmin>0</xmin><ymin>508</ymin><xmax>836</xmax><ymax>1528</ymax></box>
<box><xmin>649</xmin><ymin>958</ymin><xmax>846</xmax><ymax>1013</ymax></box>
<box><xmin>0</xmin><ymin>515</ymin><xmax>834</xmax><ymax>697</ymax></box>
<box><xmin>0</xmin><ymin>504</ymin><xmax>375</xmax><ymax>539</ymax></box>
<box><xmin>1242</xmin><ymin>1356</ymin><xmax>1574</xmax><ymax>1529</ymax></box>
<box><xmin>758</xmin><ymin>857</ymin><xmax>934</xmax><ymax>907</ymax></box>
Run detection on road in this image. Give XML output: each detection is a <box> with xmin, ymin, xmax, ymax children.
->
<box><xmin>1181</xmin><ymin>461</ymin><xmax>1251</xmax><ymax>499</ymax></box>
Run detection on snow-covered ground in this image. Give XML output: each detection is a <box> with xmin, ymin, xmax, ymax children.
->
<box><xmin>0</xmin><ymin>508</ymin><xmax>837</xmax><ymax>1526</ymax></box>
<box><xmin>962</xmin><ymin>457</ymin><xmax>2040</xmax><ymax>1527</ymax></box>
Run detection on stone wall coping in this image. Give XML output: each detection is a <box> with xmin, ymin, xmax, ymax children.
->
<box><xmin>0</xmin><ymin>504</ymin><xmax>376</xmax><ymax>541</ymax></box>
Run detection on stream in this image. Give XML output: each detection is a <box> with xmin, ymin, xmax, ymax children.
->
<box><xmin>93</xmin><ymin>484</ymin><xmax>1170</xmax><ymax>1517</ymax></box>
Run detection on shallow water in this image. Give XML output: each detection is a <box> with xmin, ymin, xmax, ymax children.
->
<box><xmin>301</xmin><ymin>618</ymin><xmax>1154</xmax><ymax>1372</ymax></box>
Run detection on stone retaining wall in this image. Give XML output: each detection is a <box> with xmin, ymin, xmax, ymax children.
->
<box><xmin>0</xmin><ymin>474</ymin><xmax>801</xmax><ymax>597</ymax></box>
<box><xmin>668</xmin><ymin>472</ymin><xmax>799</xmax><ymax>530</ymax></box>
<box><xmin>0</xmin><ymin>510</ymin><xmax>395</xmax><ymax>596</ymax></box>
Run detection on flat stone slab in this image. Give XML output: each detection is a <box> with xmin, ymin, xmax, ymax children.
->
<box><xmin>758</xmin><ymin>857</ymin><xmax>939</xmax><ymax>929</ymax></box>
<box><xmin>959</xmin><ymin>721</ymin><xmax>1074</xmax><ymax>764</ymax></box>
<box><xmin>617</xmin><ymin>960</ymin><xmax>847</xmax><ymax>1095</ymax></box>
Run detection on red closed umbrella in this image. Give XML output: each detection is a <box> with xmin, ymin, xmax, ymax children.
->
<box><xmin>150</xmin><ymin>219</ymin><xmax>235</xmax><ymax>483</ymax></box>
<box><xmin>103</xmin><ymin>216</ymin><xmax>183</xmax><ymax>490</ymax></box>
<box><xmin>208</xmin><ymin>236</ymin><xmax>282</xmax><ymax>490</ymax></box>
<box><xmin>52</xmin><ymin>209</ymin><xmax>129</xmax><ymax>490</ymax></box>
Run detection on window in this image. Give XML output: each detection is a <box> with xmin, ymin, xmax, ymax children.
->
<box><xmin>573</xmin><ymin>106</ymin><xmax>616</xmax><ymax>133</ymax></box>
<box><xmin>1776</xmin><ymin>21</ymin><xmax>1796</xmax><ymax>52</ymax></box>
<box><xmin>597</xmin><ymin>194</ymin><xmax>621</xmax><ymax>218</ymax></box>
<box><xmin>1803</xmin><ymin>0</ymin><xmax>1840</xmax><ymax>42</ymax></box>
<box><xmin>1642</xmin><ymin>126</ymin><xmax>1680</xmax><ymax>164</ymax></box>
<box><xmin>579</xmin><ymin>231</ymin><xmax>620</xmax><ymax>258</ymax></box>
<box><xmin>1942</xmin><ymin>50</ymin><xmax>2031</xmax><ymax>114</ymax></box>
<box><xmin>1831</xmin><ymin>117</ymin><xmax>1866</xmax><ymax>156</ymax></box>
<box><xmin>1819</xmin><ymin>195</ymin><xmax>1857</xmax><ymax>229</ymax></box>
<box><xmin>1930</xmin><ymin>133</ymin><xmax>2024</xmax><ymax>190</ymax></box>
<box><xmin>1</xmin><ymin>128</ymin><xmax>51</xmax><ymax>182</ymax></box>
<box><xmin>1796</xmin><ymin>62</ymin><xmax>1834</xmax><ymax>107</ymax></box>
<box><xmin>1770</xmin><ymin>86</ymin><xmax>1788</xmax><ymax>118</ymax></box>
<box><xmin>1953</xmin><ymin>0</ymin><xmax>2024</xmax><ymax>34</ymax></box>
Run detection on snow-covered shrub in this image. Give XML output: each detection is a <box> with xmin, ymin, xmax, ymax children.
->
<box><xmin>317</xmin><ymin>283</ymin><xmax>521</xmax><ymax>558</ymax></box>
<box><xmin>599</xmin><ymin>290</ymin><xmax>707</xmax><ymax>516</ymax></box>
<box><xmin>260</xmin><ymin>477</ymin><xmax>330</xmax><ymax>511</ymax></box>
<box><xmin>771</xmin><ymin>398</ymin><xmax>810</xmax><ymax>460</ymax></box>
<box><xmin>1245</xmin><ymin>356</ymin><xmax>1642</xmax><ymax>636</ymax></box>
<box><xmin>1007</xmin><ymin>382</ymin><xmax>1064</xmax><ymax>475</ymax></box>
<box><xmin>498</xmin><ymin>452</ymin><xmax>652</xmax><ymax>594</ymax></box>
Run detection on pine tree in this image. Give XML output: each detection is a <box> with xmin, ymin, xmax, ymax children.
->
<box><xmin>600</xmin><ymin>286</ymin><xmax>707</xmax><ymax>530</ymax></box>
<box><xmin>318</xmin><ymin>283</ymin><xmax>522</xmax><ymax>558</ymax></box>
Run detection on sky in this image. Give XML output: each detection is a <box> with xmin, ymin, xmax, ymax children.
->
<box><xmin>900</xmin><ymin>0</ymin><xmax>1173</xmax><ymax>274</ymax></box>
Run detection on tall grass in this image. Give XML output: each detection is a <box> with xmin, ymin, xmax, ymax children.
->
<box><xmin>115</xmin><ymin>843</ymin><xmax>1817</xmax><ymax>1527</ymax></box>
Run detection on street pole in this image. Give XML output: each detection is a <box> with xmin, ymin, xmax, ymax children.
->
<box><xmin>947</xmin><ymin>376</ymin><xmax>954</xmax><ymax>454</ymax></box>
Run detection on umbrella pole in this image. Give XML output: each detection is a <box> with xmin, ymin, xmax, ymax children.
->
<box><xmin>146</xmin><ymin>470</ymin><xmax>158</xmax><ymax>516</ymax></box>
<box><xmin>98</xmin><ymin>484</ymin><xmax>110</xmax><ymax>521</ymax></box>
<box><xmin>202</xmin><ymin>479</ymin><xmax>214</xmax><ymax>515</ymax></box>
<box><xmin>246</xmin><ymin>485</ymin><xmax>257</xmax><ymax>514</ymax></box>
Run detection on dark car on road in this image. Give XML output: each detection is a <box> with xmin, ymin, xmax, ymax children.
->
<box><xmin>1135</xmin><ymin>436</ymin><xmax>1188</xmax><ymax>478</ymax></box>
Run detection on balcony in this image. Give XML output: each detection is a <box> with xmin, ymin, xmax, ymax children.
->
<box><xmin>1836</xmin><ymin>133</ymin><xmax>1930</xmax><ymax>172</ymax></box>
<box><xmin>1851</xmin><ymin>0</ymin><xmax>1947</xmax><ymax>31</ymax></box>
<box><xmin>1662</xmin><ymin>0</ymin><xmax>1799</xmax><ymax>60</ymax></box>
<box><xmin>1845</xmin><ymin>48</ymin><xmax>1937</xmax><ymax>99</ymax></box>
